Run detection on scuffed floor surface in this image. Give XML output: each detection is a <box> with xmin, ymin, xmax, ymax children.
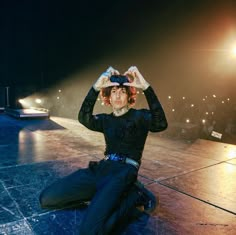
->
<box><xmin>0</xmin><ymin>113</ymin><xmax>236</xmax><ymax>234</ymax></box>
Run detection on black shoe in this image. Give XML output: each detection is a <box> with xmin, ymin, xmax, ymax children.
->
<box><xmin>135</xmin><ymin>181</ymin><xmax>158</xmax><ymax>213</ymax></box>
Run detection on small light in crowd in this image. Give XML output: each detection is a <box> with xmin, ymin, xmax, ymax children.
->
<box><xmin>206</xmin><ymin>112</ymin><xmax>209</xmax><ymax>115</ymax></box>
<box><xmin>142</xmin><ymin>92</ymin><xmax>144</xmax><ymax>95</ymax></box>
<box><xmin>190</xmin><ymin>104</ymin><xmax>194</xmax><ymax>107</ymax></box>
<box><xmin>35</xmin><ymin>98</ymin><xmax>42</xmax><ymax>104</ymax></box>
<box><xmin>137</xmin><ymin>90</ymin><xmax>140</xmax><ymax>94</ymax></box>
<box><xmin>101</xmin><ymin>102</ymin><xmax>104</xmax><ymax>106</ymax></box>
<box><xmin>227</xmin><ymin>98</ymin><xmax>230</xmax><ymax>101</ymax></box>
<box><xmin>222</xmin><ymin>101</ymin><xmax>225</xmax><ymax>104</ymax></box>
<box><xmin>202</xmin><ymin>119</ymin><xmax>206</xmax><ymax>124</ymax></box>
<box><xmin>57</xmin><ymin>96</ymin><xmax>60</xmax><ymax>100</ymax></box>
<box><xmin>186</xmin><ymin>118</ymin><xmax>190</xmax><ymax>123</ymax></box>
<box><xmin>58</xmin><ymin>89</ymin><xmax>62</xmax><ymax>93</ymax></box>
<box><xmin>213</xmin><ymin>94</ymin><xmax>216</xmax><ymax>98</ymax></box>
<box><xmin>97</xmin><ymin>98</ymin><xmax>100</xmax><ymax>101</ymax></box>
<box><xmin>205</xmin><ymin>96</ymin><xmax>208</xmax><ymax>98</ymax></box>
<box><xmin>212</xmin><ymin>112</ymin><xmax>214</xmax><ymax>115</ymax></box>
<box><xmin>168</xmin><ymin>96</ymin><xmax>172</xmax><ymax>99</ymax></box>
<box><xmin>172</xmin><ymin>109</ymin><xmax>175</xmax><ymax>112</ymax></box>
<box><xmin>182</xmin><ymin>96</ymin><xmax>186</xmax><ymax>100</ymax></box>
<box><xmin>202</xmin><ymin>98</ymin><xmax>206</xmax><ymax>101</ymax></box>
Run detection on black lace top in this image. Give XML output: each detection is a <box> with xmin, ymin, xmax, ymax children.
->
<box><xmin>78</xmin><ymin>86</ymin><xmax>168</xmax><ymax>161</ymax></box>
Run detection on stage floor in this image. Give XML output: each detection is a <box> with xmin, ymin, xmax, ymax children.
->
<box><xmin>0</xmin><ymin>113</ymin><xmax>236</xmax><ymax>234</ymax></box>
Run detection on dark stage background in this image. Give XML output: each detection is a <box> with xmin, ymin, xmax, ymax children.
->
<box><xmin>0</xmin><ymin>0</ymin><xmax>236</xmax><ymax>143</ymax></box>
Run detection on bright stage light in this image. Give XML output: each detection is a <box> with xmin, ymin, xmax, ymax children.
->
<box><xmin>228</xmin><ymin>149</ymin><xmax>236</xmax><ymax>158</ymax></box>
<box><xmin>232</xmin><ymin>46</ymin><xmax>236</xmax><ymax>56</ymax></box>
<box><xmin>35</xmin><ymin>98</ymin><xmax>42</xmax><ymax>104</ymax></box>
<box><xmin>18</xmin><ymin>99</ymin><xmax>24</xmax><ymax>104</ymax></box>
<box><xmin>18</xmin><ymin>98</ymin><xmax>29</xmax><ymax>108</ymax></box>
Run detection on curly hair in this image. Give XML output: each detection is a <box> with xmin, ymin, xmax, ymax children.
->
<box><xmin>100</xmin><ymin>75</ymin><xmax>137</xmax><ymax>106</ymax></box>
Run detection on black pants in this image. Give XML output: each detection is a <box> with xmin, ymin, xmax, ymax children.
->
<box><xmin>39</xmin><ymin>160</ymin><xmax>141</xmax><ymax>235</ymax></box>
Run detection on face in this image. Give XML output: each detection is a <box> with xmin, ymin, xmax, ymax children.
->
<box><xmin>109</xmin><ymin>86</ymin><xmax>128</xmax><ymax>110</ymax></box>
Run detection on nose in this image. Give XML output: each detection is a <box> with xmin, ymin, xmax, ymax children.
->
<box><xmin>116</xmin><ymin>91</ymin><xmax>120</xmax><ymax>98</ymax></box>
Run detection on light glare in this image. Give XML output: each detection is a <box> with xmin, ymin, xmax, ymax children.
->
<box><xmin>35</xmin><ymin>98</ymin><xmax>42</xmax><ymax>104</ymax></box>
<box><xmin>232</xmin><ymin>46</ymin><xmax>236</xmax><ymax>56</ymax></box>
<box><xmin>18</xmin><ymin>99</ymin><xmax>24</xmax><ymax>104</ymax></box>
<box><xmin>186</xmin><ymin>118</ymin><xmax>190</xmax><ymax>123</ymax></box>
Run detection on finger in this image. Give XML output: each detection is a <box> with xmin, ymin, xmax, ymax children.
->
<box><xmin>102</xmin><ymin>71</ymin><xmax>111</xmax><ymax>77</ymax></box>
<box><xmin>113</xmin><ymin>69</ymin><xmax>120</xmax><ymax>75</ymax></box>
<box><xmin>123</xmin><ymin>82</ymin><xmax>138</xmax><ymax>87</ymax></box>
<box><xmin>123</xmin><ymin>82</ymin><xmax>132</xmax><ymax>86</ymax></box>
<box><xmin>104</xmin><ymin>82</ymin><xmax>120</xmax><ymax>87</ymax></box>
<box><xmin>128</xmin><ymin>66</ymin><xmax>136</xmax><ymax>72</ymax></box>
<box><xmin>127</xmin><ymin>67</ymin><xmax>133</xmax><ymax>72</ymax></box>
<box><xmin>107</xmin><ymin>67</ymin><xmax>120</xmax><ymax>76</ymax></box>
<box><xmin>124</xmin><ymin>71</ymin><xmax>130</xmax><ymax>76</ymax></box>
<box><xmin>127</xmin><ymin>66</ymin><xmax>135</xmax><ymax>71</ymax></box>
<box><xmin>106</xmin><ymin>66</ymin><xmax>113</xmax><ymax>72</ymax></box>
<box><xmin>106</xmin><ymin>67</ymin><xmax>114</xmax><ymax>77</ymax></box>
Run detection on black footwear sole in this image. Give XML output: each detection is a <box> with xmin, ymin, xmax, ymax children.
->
<box><xmin>135</xmin><ymin>181</ymin><xmax>159</xmax><ymax>213</ymax></box>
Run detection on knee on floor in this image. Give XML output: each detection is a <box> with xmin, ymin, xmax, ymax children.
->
<box><xmin>39</xmin><ymin>190</ymin><xmax>57</xmax><ymax>209</ymax></box>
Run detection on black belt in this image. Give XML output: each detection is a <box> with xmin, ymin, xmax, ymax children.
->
<box><xmin>104</xmin><ymin>153</ymin><xmax>140</xmax><ymax>169</ymax></box>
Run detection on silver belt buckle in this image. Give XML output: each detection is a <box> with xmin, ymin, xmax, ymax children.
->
<box><xmin>125</xmin><ymin>157</ymin><xmax>139</xmax><ymax>169</ymax></box>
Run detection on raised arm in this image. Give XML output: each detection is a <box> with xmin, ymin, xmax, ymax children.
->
<box><xmin>78</xmin><ymin>67</ymin><xmax>119</xmax><ymax>131</ymax></box>
<box><xmin>124</xmin><ymin>66</ymin><xmax>168</xmax><ymax>132</ymax></box>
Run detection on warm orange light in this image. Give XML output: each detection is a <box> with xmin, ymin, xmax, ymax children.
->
<box><xmin>232</xmin><ymin>46</ymin><xmax>236</xmax><ymax>56</ymax></box>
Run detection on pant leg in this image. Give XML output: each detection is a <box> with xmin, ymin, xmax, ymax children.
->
<box><xmin>103</xmin><ymin>185</ymin><xmax>141</xmax><ymax>234</ymax></box>
<box><xmin>78</xmin><ymin>164</ymin><xmax>138</xmax><ymax>235</ymax></box>
<box><xmin>102</xmin><ymin>181</ymin><xmax>156</xmax><ymax>234</ymax></box>
<box><xmin>39</xmin><ymin>167</ymin><xmax>96</xmax><ymax>209</ymax></box>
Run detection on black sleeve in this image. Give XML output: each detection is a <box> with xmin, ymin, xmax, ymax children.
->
<box><xmin>143</xmin><ymin>86</ymin><xmax>168</xmax><ymax>132</ymax></box>
<box><xmin>78</xmin><ymin>87</ymin><xmax>104</xmax><ymax>132</ymax></box>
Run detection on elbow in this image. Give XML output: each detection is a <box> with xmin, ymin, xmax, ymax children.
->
<box><xmin>162</xmin><ymin>121</ymin><xmax>168</xmax><ymax>131</ymax></box>
<box><xmin>78</xmin><ymin>111</ymin><xmax>84</xmax><ymax>124</ymax></box>
<box><xmin>150</xmin><ymin>120</ymin><xmax>168</xmax><ymax>132</ymax></box>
